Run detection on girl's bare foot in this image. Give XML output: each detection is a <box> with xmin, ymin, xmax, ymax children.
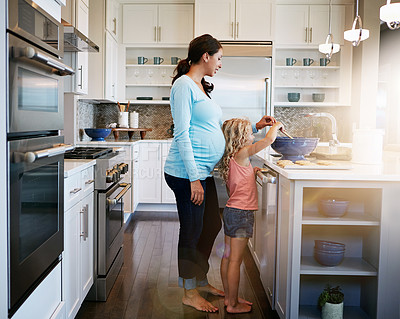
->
<box><xmin>182</xmin><ymin>289</ymin><xmax>218</xmax><ymax>313</ymax></box>
<box><xmin>197</xmin><ymin>284</ymin><xmax>224</xmax><ymax>296</ymax></box>
<box><xmin>226</xmin><ymin>302</ymin><xmax>252</xmax><ymax>314</ymax></box>
<box><xmin>224</xmin><ymin>298</ymin><xmax>253</xmax><ymax>306</ymax></box>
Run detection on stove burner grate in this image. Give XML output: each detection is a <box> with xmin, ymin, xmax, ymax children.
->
<box><xmin>64</xmin><ymin>147</ymin><xmax>113</xmax><ymax>159</ymax></box>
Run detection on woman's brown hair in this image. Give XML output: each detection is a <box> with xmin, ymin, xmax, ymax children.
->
<box><xmin>172</xmin><ymin>34</ymin><xmax>222</xmax><ymax>96</ymax></box>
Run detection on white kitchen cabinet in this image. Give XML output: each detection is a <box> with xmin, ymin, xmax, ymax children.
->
<box><xmin>135</xmin><ymin>141</ymin><xmax>175</xmax><ymax>205</ymax></box>
<box><xmin>63</xmin><ymin>165</ymin><xmax>94</xmax><ymax>319</ymax></box>
<box><xmin>106</xmin><ymin>0</ymin><xmax>119</xmax><ymax>41</ymax></box>
<box><xmin>137</xmin><ymin>142</ymin><xmax>162</xmax><ymax>203</ymax></box>
<box><xmin>62</xmin><ymin>0</ymin><xmax>89</xmax><ymax>95</ymax></box>
<box><xmin>195</xmin><ymin>0</ymin><xmax>272</xmax><ymax>41</ymax></box>
<box><xmin>105</xmin><ymin>31</ymin><xmax>118</xmax><ymax>101</ymax></box>
<box><xmin>11</xmin><ymin>263</ymin><xmax>63</xmax><ymax>319</ymax></box>
<box><xmin>275</xmin><ymin>5</ymin><xmax>346</xmax><ymax>46</ymax></box>
<box><xmin>122</xmin><ymin>4</ymin><xmax>193</xmax><ymax>45</ymax></box>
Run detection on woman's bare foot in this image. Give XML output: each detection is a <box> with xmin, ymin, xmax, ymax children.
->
<box><xmin>182</xmin><ymin>289</ymin><xmax>218</xmax><ymax>313</ymax></box>
<box><xmin>224</xmin><ymin>297</ymin><xmax>253</xmax><ymax>306</ymax></box>
<box><xmin>197</xmin><ymin>284</ymin><xmax>224</xmax><ymax>296</ymax></box>
<box><xmin>226</xmin><ymin>302</ymin><xmax>252</xmax><ymax>314</ymax></box>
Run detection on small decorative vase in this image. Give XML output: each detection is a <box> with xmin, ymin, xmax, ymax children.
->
<box><xmin>322</xmin><ymin>302</ymin><xmax>343</xmax><ymax>319</ymax></box>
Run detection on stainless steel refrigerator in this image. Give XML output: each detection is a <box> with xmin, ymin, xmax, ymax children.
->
<box><xmin>208</xmin><ymin>42</ymin><xmax>273</xmax><ymax>139</ymax></box>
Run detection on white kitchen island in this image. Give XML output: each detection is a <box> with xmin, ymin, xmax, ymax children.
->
<box><xmin>254</xmin><ymin>151</ymin><xmax>400</xmax><ymax>319</ymax></box>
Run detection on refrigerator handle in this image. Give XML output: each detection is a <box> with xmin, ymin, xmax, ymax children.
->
<box><xmin>265</xmin><ymin>77</ymin><xmax>271</xmax><ymax>117</ymax></box>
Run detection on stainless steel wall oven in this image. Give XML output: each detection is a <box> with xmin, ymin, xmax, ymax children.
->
<box><xmin>6</xmin><ymin>0</ymin><xmax>73</xmax><ymax>316</ymax></box>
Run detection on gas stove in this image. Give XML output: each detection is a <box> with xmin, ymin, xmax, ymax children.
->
<box><xmin>65</xmin><ymin>147</ymin><xmax>128</xmax><ymax>190</ymax></box>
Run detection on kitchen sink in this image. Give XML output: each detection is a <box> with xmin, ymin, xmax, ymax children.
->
<box><xmin>310</xmin><ymin>145</ymin><xmax>352</xmax><ymax>161</ymax></box>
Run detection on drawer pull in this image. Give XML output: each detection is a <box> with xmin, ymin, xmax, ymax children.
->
<box><xmin>85</xmin><ymin>179</ymin><xmax>95</xmax><ymax>185</ymax></box>
<box><xmin>70</xmin><ymin>187</ymin><xmax>82</xmax><ymax>194</ymax></box>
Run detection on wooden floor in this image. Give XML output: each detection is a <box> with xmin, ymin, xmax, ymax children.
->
<box><xmin>76</xmin><ymin>211</ymin><xmax>280</xmax><ymax>319</ymax></box>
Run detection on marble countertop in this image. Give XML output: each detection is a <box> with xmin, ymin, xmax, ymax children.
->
<box><xmin>64</xmin><ymin>159</ymin><xmax>96</xmax><ymax>178</ymax></box>
<box><xmin>255</xmin><ymin>149</ymin><xmax>400</xmax><ymax>182</ymax></box>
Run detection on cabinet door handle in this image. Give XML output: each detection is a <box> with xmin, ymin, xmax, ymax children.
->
<box><xmin>85</xmin><ymin>179</ymin><xmax>95</xmax><ymax>185</ymax></box>
<box><xmin>80</xmin><ymin>204</ymin><xmax>88</xmax><ymax>240</ymax></box>
<box><xmin>154</xmin><ymin>26</ymin><xmax>157</xmax><ymax>42</ymax></box>
<box><xmin>113</xmin><ymin>17</ymin><xmax>117</xmax><ymax>35</ymax></box>
<box><xmin>158</xmin><ymin>26</ymin><xmax>161</xmax><ymax>42</ymax></box>
<box><xmin>305</xmin><ymin>27</ymin><xmax>308</xmax><ymax>43</ymax></box>
<box><xmin>78</xmin><ymin>65</ymin><xmax>83</xmax><ymax>89</ymax></box>
<box><xmin>231</xmin><ymin>22</ymin><xmax>234</xmax><ymax>37</ymax></box>
<box><xmin>236</xmin><ymin>22</ymin><xmax>239</xmax><ymax>38</ymax></box>
<box><xmin>70</xmin><ymin>187</ymin><xmax>82</xmax><ymax>194</ymax></box>
<box><xmin>309</xmin><ymin>27</ymin><xmax>312</xmax><ymax>43</ymax></box>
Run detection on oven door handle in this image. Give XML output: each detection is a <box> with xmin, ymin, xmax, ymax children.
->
<box><xmin>24</xmin><ymin>144</ymin><xmax>74</xmax><ymax>163</ymax></box>
<box><xmin>107</xmin><ymin>182</ymin><xmax>132</xmax><ymax>205</ymax></box>
<box><xmin>22</xmin><ymin>47</ymin><xmax>75</xmax><ymax>76</ymax></box>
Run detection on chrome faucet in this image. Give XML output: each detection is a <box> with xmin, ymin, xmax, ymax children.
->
<box><xmin>304</xmin><ymin>112</ymin><xmax>340</xmax><ymax>145</ymax></box>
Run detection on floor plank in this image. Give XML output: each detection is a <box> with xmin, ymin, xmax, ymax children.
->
<box><xmin>76</xmin><ymin>211</ymin><xmax>279</xmax><ymax>319</ymax></box>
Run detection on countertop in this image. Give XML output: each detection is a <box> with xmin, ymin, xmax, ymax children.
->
<box><xmin>64</xmin><ymin>159</ymin><xmax>96</xmax><ymax>178</ymax></box>
<box><xmin>76</xmin><ymin>139</ymin><xmax>172</xmax><ymax>147</ymax></box>
<box><xmin>256</xmin><ymin>149</ymin><xmax>400</xmax><ymax>182</ymax></box>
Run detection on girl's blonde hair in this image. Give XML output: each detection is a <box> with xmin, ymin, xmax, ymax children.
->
<box><xmin>218</xmin><ymin>118</ymin><xmax>252</xmax><ymax>182</ymax></box>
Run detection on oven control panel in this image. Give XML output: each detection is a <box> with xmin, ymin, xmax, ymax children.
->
<box><xmin>106</xmin><ymin>163</ymin><xmax>129</xmax><ymax>183</ymax></box>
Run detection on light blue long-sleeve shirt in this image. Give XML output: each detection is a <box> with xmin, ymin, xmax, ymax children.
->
<box><xmin>164</xmin><ymin>75</ymin><xmax>225</xmax><ymax>182</ymax></box>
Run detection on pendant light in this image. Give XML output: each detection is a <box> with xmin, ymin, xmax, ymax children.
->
<box><xmin>344</xmin><ymin>0</ymin><xmax>369</xmax><ymax>46</ymax></box>
<box><xmin>380</xmin><ymin>0</ymin><xmax>400</xmax><ymax>30</ymax></box>
<box><xmin>318</xmin><ymin>0</ymin><xmax>340</xmax><ymax>60</ymax></box>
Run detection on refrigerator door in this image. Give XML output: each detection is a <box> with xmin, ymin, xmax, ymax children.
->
<box><xmin>208</xmin><ymin>56</ymin><xmax>272</xmax><ymax>134</ymax></box>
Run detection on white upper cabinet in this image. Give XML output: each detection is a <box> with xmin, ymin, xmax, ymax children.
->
<box><xmin>275</xmin><ymin>4</ymin><xmax>346</xmax><ymax>46</ymax></box>
<box><xmin>195</xmin><ymin>0</ymin><xmax>273</xmax><ymax>41</ymax></box>
<box><xmin>123</xmin><ymin>4</ymin><xmax>194</xmax><ymax>45</ymax></box>
<box><xmin>105</xmin><ymin>31</ymin><xmax>118</xmax><ymax>101</ymax></box>
<box><xmin>106</xmin><ymin>0</ymin><xmax>119</xmax><ymax>40</ymax></box>
<box><xmin>62</xmin><ymin>0</ymin><xmax>89</xmax><ymax>37</ymax></box>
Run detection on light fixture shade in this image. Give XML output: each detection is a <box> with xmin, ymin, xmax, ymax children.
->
<box><xmin>318</xmin><ymin>43</ymin><xmax>340</xmax><ymax>55</ymax></box>
<box><xmin>380</xmin><ymin>2</ymin><xmax>400</xmax><ymax>23</ymax></box>
<box><xmin>344</xmin><ymin>28</ymin><xmax>370</xmax><ymax>42</ymax></box>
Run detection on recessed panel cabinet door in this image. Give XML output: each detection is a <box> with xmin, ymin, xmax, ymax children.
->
<box><xmin>235</xmin><ymin>0</ymin><xmax>272</xmax><ymax>41</ymax></box>
<box><xmin>195</xmin><ymin>0</ymin><xmax>235</xmax><ymax>40</ymax></box>
<box><xmin>123</xmin><ymin>4</ymin><xmax>158</xmax><ymax>44</ymax></box>
<box><xmin>158</xmin><ymin>4</ymin><xmax>193</xmax><ymax>45</ymax></box>
<box><xmin>309</xmin><ymin>5</ymin><xmax>346</xmax><ymax>45</ymax></box>
<box><xmin>138</xmin><ymin>143</ymin><xmax>161</xmax><ymax>203</ymax></box>
<box><xmin>275</xmin><ymin>5</ymin><xmax>308</xmax><ymax>45</ymax></box>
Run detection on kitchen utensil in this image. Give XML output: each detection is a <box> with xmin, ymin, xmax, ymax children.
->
<box><xmin>84</xmin><ymin>128</ymin><xmax>112</xmax><ymax>141</ymax></box>
<box><xmin>319</xmin><ymin>199</ymin><xmax>349</xmax><ymax>217</ymax></box>
<box><xmin>288</xmin><ymin>93</ymin><xmax>300</xmax><ymax>102</ymax></box>
<box><xmin>280</xmin><ymin>129</ymin><xmax>294</xmax><ymax>139</ymax></box>
<box><xmin>271</xmin><ymin>136</ymin><xmax>319</xmax><ymax>161</ymax></box>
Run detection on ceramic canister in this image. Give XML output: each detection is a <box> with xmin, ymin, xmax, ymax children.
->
<box><xmin>118</xmin><ymin>112</ymin><xmax>129</xmax><ymax>128</ymax></box>
<box><xmin>129</xmin><ymin>111</ymin><xmax>139</xmax><ymax>128</ymax></box>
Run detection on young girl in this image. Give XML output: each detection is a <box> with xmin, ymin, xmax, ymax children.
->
<box><xmin>219</xmin><ymin>118</ymin><xmax>283</xmax><ymax>313</ymax></box>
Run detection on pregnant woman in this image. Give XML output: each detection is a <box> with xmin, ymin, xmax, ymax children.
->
<box><xmin>164</xmin><ymin>34</ymin><xmax>276</xmax><ymax>313</ymax></box>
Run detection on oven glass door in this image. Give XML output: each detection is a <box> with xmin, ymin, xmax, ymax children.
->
<box><xmin>8</xmin><ymin>135</ymin><xmax>64</xmax><ymax>312</ymax></box>
<box><xmin>8</xmin><ymin>33</ymin><xmax>65</xmax><ymax>134</ymax></box>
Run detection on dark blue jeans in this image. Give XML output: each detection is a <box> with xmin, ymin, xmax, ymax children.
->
<box><xmin>164</xmin><ymin>173</ymin><xmax>221</xmax><ymax>290</ymax></box>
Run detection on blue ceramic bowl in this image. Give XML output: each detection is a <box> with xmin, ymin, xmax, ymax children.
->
<box><xmin>271</xmin><ymin>137</ymin><xmax>319</xmax><ymax>161</ymax></box>
<box><xmin>288</xmin><ymin>93</ymin><xmax>300</xmax><ymax>102</ymax></box>
<box><xmin>84</xmin><ymin>128</ymin><xmax>112</xmax><ymax>141</ymax></box>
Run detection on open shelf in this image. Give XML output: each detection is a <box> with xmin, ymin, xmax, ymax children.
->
<box><xmin>275</xmin><ymin>85</ymin><xmax>340</xmax><ymax>89</ymax></box>
<box><xmin>274</xmin><ymin>102</ymin><xmax>347</xmax><ymax>107</ymax></box>
<box><xmin>300</xmin><ymin>257</ymin><xmax>377</xmax><ymax>276</ymax></box>
<box><xmin>299</xmin><ymin>305</ymin><xmax>370</xmax><ymax>319</ymax></box>
<box><xmin>125</xmin><ymin>84</ymin><xmax>172</xmax><ymax>87</ymax></box>
<box><xmin>126</xmin><ymin>64</ymin><xmax>177</xmax><ymax>68</ymax></box>
<box><xmin>275</xmin><ymin>66</ymin><xmax>340</xmax><ymax>70</ymax></box>
<box><xmin>302</xmin><ymin>211</ymin><xmax>380</xmax><ymax>226</ymax></box>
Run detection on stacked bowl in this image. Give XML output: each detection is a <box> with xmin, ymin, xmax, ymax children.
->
<box><xmin>314</xmin><ymin>240</ymin><xmax>345</xmax><ymax>266</ymax></box>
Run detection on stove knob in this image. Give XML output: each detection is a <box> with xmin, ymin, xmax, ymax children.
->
<box><xmin>120</xmin><ymin>163</ymin><xmax>128</xmax><ymax>174</ymax></box>
<box><xmin>106</xmin><ymin>169</ymin><xmax>113</xmax><ymax>183</ymax></box>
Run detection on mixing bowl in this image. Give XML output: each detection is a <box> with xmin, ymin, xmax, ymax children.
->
<box><xmin>314</xmin><ymin>248</ymin><xmax>345</xmax><ymax>266</ymax></box>
<box><xmin>84</xmin><ymin>128</ymin><xmax>112</xmax><ymax>141</ymax></box>
<box><xmin>271</xmin><ymin>137</ymin><xmax>319</xmax><ymax>161</ymax></box>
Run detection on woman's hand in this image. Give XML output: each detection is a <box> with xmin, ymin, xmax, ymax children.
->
<box><xmin>190</xmin><ymin>180</ymin><xmax>204</xmax><ymax>205</ymax></box>
<box><xmin>253</xmin><ymin>166</ymin><xmax>261</xmax><ymax>176</ymax></box>
<box><xmin>256</xmin><ymin>115</ymin><xmax>277</xmax><ymax>130</ymax></box>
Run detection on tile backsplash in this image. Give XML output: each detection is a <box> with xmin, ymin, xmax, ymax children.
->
<box><xmin>77</xmin><ymin>101</ymin><xmax>174</xmax><ymax>141</ymax></box>
<box><xmin>77</xmin><ymin>101</ymin><xmax>351</xmax><ymax>143</ymax></box>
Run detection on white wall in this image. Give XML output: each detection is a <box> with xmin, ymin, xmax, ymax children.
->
<box><xmin>1</xmin><ymin>0</ymin><xmax>9</xmax><ymax>317</ymax></box>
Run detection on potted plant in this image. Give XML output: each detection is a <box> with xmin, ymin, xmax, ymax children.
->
<box><xmin>318</xmin><ymin>285</ymin><xmax>344</xmax><ymax>319</ymax></box>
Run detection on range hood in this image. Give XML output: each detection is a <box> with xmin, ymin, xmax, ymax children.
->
<box><xmin>219</xmin><ymin>41</ymin><xmax>272</xmax><ymax>57</ymax></box>
<box><xmin>63</xmin><ymin>25</ymin><xmax>99</xmax><ymax>53</ymax></box>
